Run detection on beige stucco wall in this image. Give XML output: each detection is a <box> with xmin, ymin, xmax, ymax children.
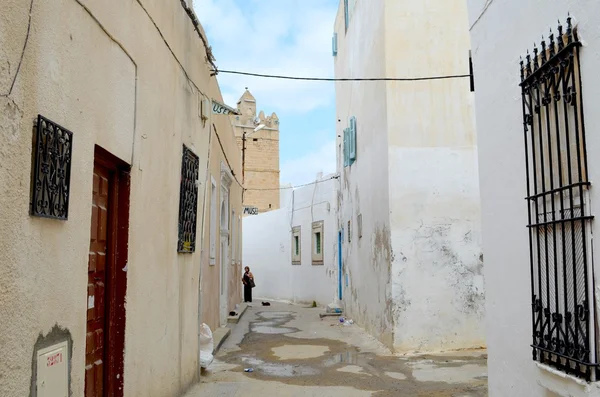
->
<box><xmin>0</xmin><ymin>0</ymin><xmax>229</xmax><ymax>396</ymax></box>
<box><xmin>230</xmin><ymin>91</ymin><xmax>281</xmax><ymax>214</ymax></box>
<box><xmin>200</xmin><ymin>81</ymin><xmax>244</xmax><ymax>332</ymax></box>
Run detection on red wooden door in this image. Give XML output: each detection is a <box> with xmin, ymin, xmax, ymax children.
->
<box><xmin>85</xmin><ymin>164</ymin><xmax>110</xmax><ymax>397</ymax></box>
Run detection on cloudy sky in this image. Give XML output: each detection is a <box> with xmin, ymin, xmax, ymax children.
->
<box><xmin>193</xmin><ymin>0</ymin><xmax>339</xmax><ymax>186</ymax></box>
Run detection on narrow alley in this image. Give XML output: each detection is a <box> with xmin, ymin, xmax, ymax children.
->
<box><xmin>5</xmin><ymin>0</ymin><xmax>600</xmax><ymax>396</ymax></box>
<box><xmin>186</xmin><ymin>302</ymin><xmax>487</xmax><ymax>397</ymax></box>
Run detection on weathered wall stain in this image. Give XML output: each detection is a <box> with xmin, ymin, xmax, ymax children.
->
<box><xmin>392</xmin><ymin>215</ymin><xmax>485</xmax><ymax>351</ymax></box>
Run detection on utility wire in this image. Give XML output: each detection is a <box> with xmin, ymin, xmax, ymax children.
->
<box><xmin>213</xmin><ymin>69</ymin><xmax>471</xmax><ymax>82</ymax></box>
<box><xmin>246</xmin><ymin>175</ymin><xmax>340</xmax><ymax>191</ymax></box>
<box><xmin>212</xmin><ymin>123</ymin><xmax>245</xmax><ymax>190</ymax></box>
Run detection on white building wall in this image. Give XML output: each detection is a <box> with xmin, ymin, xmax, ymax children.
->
<box><xmin>385</xmin><ymin>0</ymin><xmax>485</xmax><ymax>352</ymax></box>
<box><xmin>468</xmin><ymin>0</ymin><xmax>600</xmax><ymax>396</ymax></box>
<box><xmin>334</xmin><ymin>0</ymin><xmax>395</xmax><ymax>349</ymax></box>
<box><xmin>333</xmin><ymin>0</ymin><xmax>485</xmax><ymax>352</ymax></box>
<box><xmin>243</xmin><ymin>177</ymin><xmax>338</xmax><ymax>306</ymax></box>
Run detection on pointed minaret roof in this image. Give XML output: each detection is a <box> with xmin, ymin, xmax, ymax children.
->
<box><xmin>238</xmin><ymin>88</ymin><xmax>256</xmax><ymax>104</ymax></box>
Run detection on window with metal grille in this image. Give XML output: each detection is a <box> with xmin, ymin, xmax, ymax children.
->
<box><xmin>312</xmin><ymin>221</ymin><xmax>324</xmax><ymax>265</ymax></box>
<box><xmin>316</xmin><ymin>232</ymin><xmax>322</xmax><ymax>254</ymax></box>
<box><xmin>292</xmin><ymin>226</ymin><xmax>301</xmax><ymax>265</ymax></box>
<box><xmin>30</xmin><ymin>115</ymin><xmax>73</xmax><ymax>220</ymax></box>
<box><xmin>177</xmin><ymin>145</ymin><xmax>199</xmax><ymax>253</ymax></box>
<box><xmin>347</xmin><ymin>220</ymin><xmax>351</xmax><ymax>243</ymax></box>
<box><xmin>520</xmin><ymin>17</ymin><xmax>597</xmax><ymax>380</ymax></box>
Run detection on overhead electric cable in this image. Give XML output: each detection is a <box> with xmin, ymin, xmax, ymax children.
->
<box><xmin>246</xmin><ymin>175</ymin><xmax>340</xmax><ymax>191</ymax></box>
<box><xmin>212</xmin><ymin>69</ymin><xmax>471</xmax><ymax>82</ymax></box>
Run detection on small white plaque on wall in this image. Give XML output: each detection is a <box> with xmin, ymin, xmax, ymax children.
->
<box><xmin>37</xmin><ymin>341</ymin><xmax>69</xmax><ymax>397</ymax></box>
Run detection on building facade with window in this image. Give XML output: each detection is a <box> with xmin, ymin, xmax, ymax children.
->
<box><xmin>0</xmin><ymin>1</ymin><xmax>241</xmax><ymax>396</ymax></box>
<box><xmin>468</xmin><ymin>1</ymin><xmax>600</xmax><ymax>395</ymax></box>
<box><xmin>201</xmin><ymin>85</ymin><xmax>244</xmax><ymax>331</ymax></box>
<box><xmin>333</xmin><ymin>0</ymin><xmax>485</xmax><ymax>352</ymax></box>
<box><xmin>242</xmin><ymin>174</ymin><xmax>339</xmax><ymax>306</ymax></box>
<box><xmin>230</xmin><ymin>90</ymin><xmax>281</xmax><ymax>216</ymax></box>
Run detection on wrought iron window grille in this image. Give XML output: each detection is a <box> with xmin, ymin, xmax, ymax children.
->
<box><xmin>520</xmin><ymin>17</ymin><xmax>597</xmax><ymax>381</ymax></box>
<box><xmin>177</xmin><ymin>145</ymin><xmax>200</xmax><ymax>253</ymax></box>
<box><xmin>30</xmin><ymin>115</ymin><xmax>73</xmax><ymax>220</ymax></box>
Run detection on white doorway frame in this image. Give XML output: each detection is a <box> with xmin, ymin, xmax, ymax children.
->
<box><xmin>219</xmin><ymin>162</ymin><xmax>233</xmax><ymax>326</ymax></box>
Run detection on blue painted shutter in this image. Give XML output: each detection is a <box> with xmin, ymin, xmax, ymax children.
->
<box><xmin>349</xmin><ymin>117</ymin><xmax>357</xmax><ymax>164</ymax></box>
<box><xmin>343</xmin><ymin>128</ymin><xmax>349</xmax><ymax>167</ymax></box>
<box><xmin>332</xmin><ymin>33</ymin><xmax>338</xmax><ymax>57</ymax></box>
<box><xmin>344</xmin><ymin>0</ymin><xmax>349</xmax><ymax>32</ymax></box>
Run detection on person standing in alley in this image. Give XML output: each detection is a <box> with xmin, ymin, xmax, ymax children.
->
<box><xmin>242</xmin><ymin>266</ymin><xmax>255</xmax><ymax>303</ymax></box>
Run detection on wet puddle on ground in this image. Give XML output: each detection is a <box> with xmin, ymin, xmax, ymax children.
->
<box><xmin>323</xmin><ymin>350</ymin><xmax>368</xmax><ymax>367</ymax></box>
<box><xmin>250</xmin><ymin>311</ymin><xmax>298</xmax><ymax>335</ymax></box>
<box><xmin>272</xmin><ymin>345</ymin><xmax>330</xmax><ymax>360</ymax></box>
<box><xmin>217</xmin><ymin>310</ymin><xmax>488</xmax><ymax>396</ymax></box>
<box><xmin>241</xmin><ymin>355</ymin><xmax>320</xmax><ymax>377</ymax></box>
<box><xmin>409</xmin><ymin>361</ymin><xmax>487</xmax><ymax>384</ymax></box>
<box><xmin>384</xmin><ymin>371</ymin><xmax>408</xmax><ymax>381</ymax></box>
<box><xmin>337</xmin><ymin>365</ymin><xmax>371</xmax><ymax>376</ymax></box>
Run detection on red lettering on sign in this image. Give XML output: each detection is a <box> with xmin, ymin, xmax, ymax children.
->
<box><xmin>46</xmin><ymin>352</ymin><xmax>63</xmax><ymax>367</ymax></box>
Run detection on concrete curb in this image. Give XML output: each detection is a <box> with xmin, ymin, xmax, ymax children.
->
<box><xmin>319</xmin><ymin>313</ymin><xmax>343</xmax><ymax>318</ymax></box>
<box><xmin>227</xmin><ymin>303</ymin><xmax>248</xmax><ymax>324</ymax></box>
<box><xmin>212</xmin><ymin>327</ymin><xmax>231</xmax><ymax>355</ymax></box>
<box><xmin>212</xmin><ymin>303</ymin><xmax>249</xmax><ymax>355</ymax></box>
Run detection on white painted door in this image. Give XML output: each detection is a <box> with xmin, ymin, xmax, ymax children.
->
<box><xmin>219</xmin><ymin>237</ymin><xmax>228</xmax><ymax>326</ymax></box>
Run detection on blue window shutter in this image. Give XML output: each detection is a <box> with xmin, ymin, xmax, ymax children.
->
<box><xmin>344</xmin><ymin>0</ymin><xmax>349</xmax><ymax>32</ymax></box>
<box><xmin>343</xmin><ymin>128</ymin><xmax>349</xmax><ymax>167</ymax></box>
<box><xmin>349</xmin><ymin>117</ymin><xmax>357</xmax><ymax>164</ymax></box>
<box><xmin>332</xmin><ymin>33</ymin><xmax>338</xmax><ymax>57</ymax></box>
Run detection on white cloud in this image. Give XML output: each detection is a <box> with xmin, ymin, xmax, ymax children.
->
<box><xmin>194</xmin><ymin>0</ymin><xmax>338</xmax><ymax>114</ymax></box>
<box><xmin>280</xmin><ymin>139</ymin><xmax>337</xmax><ymax>186</ymax></box>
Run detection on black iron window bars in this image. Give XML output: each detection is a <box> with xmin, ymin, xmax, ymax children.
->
<box><xmin>178</xmin><ymin>145</ymin><xmax>200</xmax><ymax>253</ymax></box>
<box><xmin>30</xmin><ymin>115</ymin><xmax>73</xmax><ymax>220</ymax></box>
<box><xmin>520</xmin><ymin>17</ymin><xmax>597</xmax><ymax>380</ymax></box>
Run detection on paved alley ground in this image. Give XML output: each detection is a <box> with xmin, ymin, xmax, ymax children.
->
<box><xmin>185</xmin><ymin>303</ymin><xmax>488</xmax><ymax>397</ymax></box>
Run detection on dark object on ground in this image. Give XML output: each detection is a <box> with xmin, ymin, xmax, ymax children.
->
<box><xmin>261</xmin><ymin>302</ymin><xmax>271</xmax><ymax>306</ymax></box>
<box><xmin>229</xmin><ymin>311</ymin><xmax>237</xmax><ymax>316</ymax></box>
<box><xmin>312</xmin><ymin>301</ymin><xmax>317</xmax><ymax>308</ymax></box>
